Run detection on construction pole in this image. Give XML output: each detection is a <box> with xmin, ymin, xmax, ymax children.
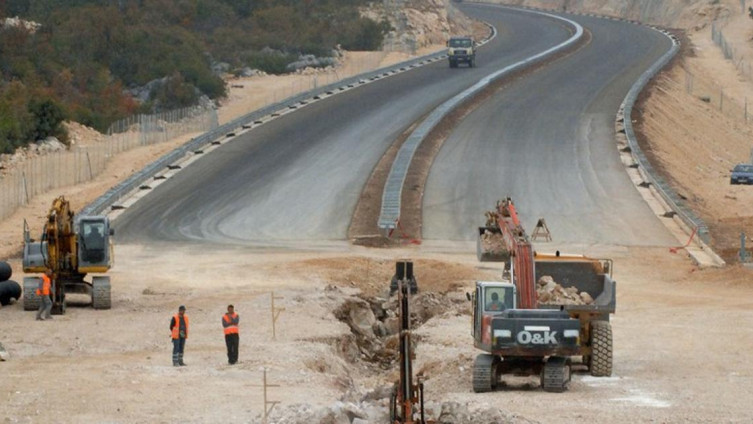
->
<box><xmin>261</xmin><ymin>368</ymin><xmax>280</xmax><ymax>424</ymax></box>
<box><xmin>270</xmin><ymin>292</ymin><xmax>285</xmax><ymax>341</ymax></box>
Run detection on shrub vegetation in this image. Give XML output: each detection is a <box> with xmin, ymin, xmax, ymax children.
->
<box><xmin>0</xmin><ymin>0</ymin><xmax>390</xmax><ymax>153</ymax></box>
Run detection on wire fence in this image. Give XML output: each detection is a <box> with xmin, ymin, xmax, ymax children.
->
<box><xmin>711</xmin><ymin>19</ymin><xmax>753</xmax><ymax>80</ymax></box>
<box><xmin>698</xmin><ymin>4</ymin><xmax>753</xmax><ymax>126</ymax></box>
<box><xmin>0</xmin><ymin>105</ymin><xmax>218</xmax><ymax>222</ymax></box>
<box><xmin>681</xmin><ymin>65</ymin><xmax>753</xmax><ymax>125</ymax></box>
<box><xmin>0</xmin><ymin>15</ymin><xmax>438</xmax><ymax>225</ymax></box>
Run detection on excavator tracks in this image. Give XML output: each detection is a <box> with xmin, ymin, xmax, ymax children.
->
<box><xmin>92</xmin><ymin>276</ymin><xmax>111</xmax><ymax>310</ymax></box>
<box><xmin>541</xmin><ymin>356</ymin><xmax>571</xmax><ymax>393</ymax></box>
<box><xmin>22</xmin><ymin>277</ymin><xmax>40</xmax><ymax>311</ymax></box>
<box><xmin>472</xmin><ymin>354</ymin><xmax>498</xmax><ymax>393</ymax></box>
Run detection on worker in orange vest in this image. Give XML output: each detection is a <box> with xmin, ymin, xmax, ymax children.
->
<box><xmin>35</xmin><ymin>269</ymin><xmax>53</xmax><ymax>321</ymax></box>
<box><xmin>222</xmin><ymin>304</ymin><xmax>240</xmax><ymax>365</ymax></box>
<box><xmin>170</xmin><ymin>305</ymin><xmax>189</xmax><ymax>366</ymax></box>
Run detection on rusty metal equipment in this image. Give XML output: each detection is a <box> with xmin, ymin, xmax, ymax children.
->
<box><xmin>390</xmin><ymin>261</ymin><xmax>434</xmax><ymax>424</ymax></box>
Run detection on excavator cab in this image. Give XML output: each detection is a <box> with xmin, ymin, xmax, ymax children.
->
<box><xmin>470</xmin><ymin>282</ymin><xmax>517</xmax><ymax>340</ymax></box>
<box><xmin>77</xmin><ymin>216</ymin><xmax>112</xmax><ymax>271</ymax></box>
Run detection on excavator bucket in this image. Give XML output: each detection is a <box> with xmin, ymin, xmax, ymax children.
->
<box><xmin>477</xmin><ymin>227</ymin><xmax>510</xmax><ymax>262</ymax></box>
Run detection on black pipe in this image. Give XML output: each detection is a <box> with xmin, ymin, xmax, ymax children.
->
<box><xmin>419</xmin><ymin>382</ymin><xmax>425</xmax><ymax>424</ymax></box>
<box><xmin>0</xmin><ymin>280</ymin><xmax>21</xmax><ymax>306</ymax></box>
<box><xmin>0</xmin><ymin>261</ymin><xmax>11</xmax><ymax>282</ymax></box>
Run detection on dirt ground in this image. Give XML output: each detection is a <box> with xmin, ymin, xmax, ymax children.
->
<box><xmin>5</xmin><ymin>1</ymin><xmax>753</xmax><ymax>423</ymax></box>
<box><xmin>2</xmin><ymin>245</ymin><xmax>753</xmax><ymax>423</ymax></box>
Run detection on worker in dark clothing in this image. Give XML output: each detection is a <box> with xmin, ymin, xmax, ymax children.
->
<box><xmin>486</xmin><ymin>292</ymin><xmax>505</xmax><ymax>311</ymax></box>
<box><xmin>222</xmin><ymin>304</ymin><xmax>240</xmax><ymax>365</ymax></box>
<box><xmin>170</xmin><ymin>305</ymin><xmax>189</xmax><ymax>366</ymax></box>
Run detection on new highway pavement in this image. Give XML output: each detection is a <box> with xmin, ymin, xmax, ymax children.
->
<box><xmin>116</xmin><ymin>3</ymin><xmax>675</xmax><ymax>248</ymax></box>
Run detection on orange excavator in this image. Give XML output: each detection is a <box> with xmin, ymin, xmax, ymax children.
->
<box><xmin>471</xmin><ymin>198</ymin><xmax>616</xmax><ymax>392</ymax></box>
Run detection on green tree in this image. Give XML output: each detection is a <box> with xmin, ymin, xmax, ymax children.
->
<box><xmin>28</xmin><ymin>97</ymin><xmax>67</xmax><ymax>143</ymax></box>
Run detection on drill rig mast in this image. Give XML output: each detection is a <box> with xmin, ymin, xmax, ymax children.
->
<box><xmin>390</xmin><ymin>261</ymin><xmax>434</xmax><ymax>424</ymax></box>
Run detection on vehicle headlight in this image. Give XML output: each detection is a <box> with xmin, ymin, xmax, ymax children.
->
<box><xmin>493</xmin><ymin>329</ymin><xmax>512</xmax><ymax>338</ymax></box>
<box><xmin>564</xmin><ymin>330</ymin><xmax>579</xmax><ymax>338</ymax></box>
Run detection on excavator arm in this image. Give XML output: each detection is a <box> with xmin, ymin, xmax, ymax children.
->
<box><xmin>488</xmin><ymin>198</ymin><xmax>537</xmax><ymax>309</ymax></box>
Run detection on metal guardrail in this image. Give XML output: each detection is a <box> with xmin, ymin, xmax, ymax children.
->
<box><xmin>621</xmin><ymin>30</ymin><xmax>711</xmax><ymax>244</ymax></box>
<box><xmin>464</xmin><ymin>3</ymin><xmax>713</xmax><ymax>245</ymax></box>
<box><xmin>377</xmin><ymin>7</ymin><xmax>585</xmax><ymax>229</ymax></box>
<box><xmin>81</xmin><ymin>47</ymin><xmax>454</xmax><ymax>217</ymax></box>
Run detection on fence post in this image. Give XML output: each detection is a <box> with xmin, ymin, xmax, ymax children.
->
<box><xmin>720</xmin><ymin>88</ymin><xmax>724</xmax><ymax>111</ymax></box>
<box><xmin>21</xmin><ymin>171</ymin><xmax>29</xmax><ymax>205</ymax></box>
<box><xmin>86</xmin><ymin>151</ymin><xmax>94</xmax><ymax>180</ymax></box>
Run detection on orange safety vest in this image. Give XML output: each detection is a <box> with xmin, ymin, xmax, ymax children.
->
<box><xmin>36</xmin><ymin>274</ymin><xmax>51</xmax><ymax>296</ymax></box>
<box><xmin>171</xmin><ymin>314</ymin><xmax>189</xmax><ymax>339</ymax></box>
<box><xmin>223</xmin><ymin>313</ymin><xmax>239</xmax><ymax>335</ymax></box>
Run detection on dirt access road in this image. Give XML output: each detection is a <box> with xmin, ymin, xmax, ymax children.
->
<box><xmin>2</xmin><ymin>243</ymin><xmax>753</xmax><ymax>423</ymax></box>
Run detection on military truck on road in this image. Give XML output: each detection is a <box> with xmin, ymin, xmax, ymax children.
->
<box><xmin>447</xmin><ymin>36</ymin><xmax>476</xmax><ymax>68</ymax></box>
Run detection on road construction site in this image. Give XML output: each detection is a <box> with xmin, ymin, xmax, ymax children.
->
<box><xmin>2</xmin><ymin>245</ymin><xmax>753</xmax><ymax>423</ymax></box>
<box><xmin>3</xmin><ymin>1</ymin><xmax>753</xmax><ymax>423</ymax></box>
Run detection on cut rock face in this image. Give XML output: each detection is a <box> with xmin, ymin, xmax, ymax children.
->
<box><xmin>332</xmin><ymin>290</ymin><xmax>466</xmax><ymax>367</ymax></box>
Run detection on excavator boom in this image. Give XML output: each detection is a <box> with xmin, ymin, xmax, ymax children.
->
<box><xmin>490</xmin><ymin>198</ymin><xmax>537</xmax><ymax>309</ymax></box>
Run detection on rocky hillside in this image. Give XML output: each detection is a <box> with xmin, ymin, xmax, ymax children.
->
<box><xmin>486</xmin><ymin>0</ymin><xmax>735</xmax><ymax>29</ymax></box>
<box><xmin>365</xmin><ymin>0</ymin><xmax>485</xmax><ymax>53</ymax></box>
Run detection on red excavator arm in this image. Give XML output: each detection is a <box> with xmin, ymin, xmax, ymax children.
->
<box><xmin>490</xmin><ymin>198</ymin><xmax>537</xmax><ymax>309</ymax></box>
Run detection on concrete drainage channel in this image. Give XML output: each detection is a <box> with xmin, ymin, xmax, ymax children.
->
<box><xmin>81</xmin><ymin>24</ymin><xmax>498</xmax><ymax>220</ymax></box>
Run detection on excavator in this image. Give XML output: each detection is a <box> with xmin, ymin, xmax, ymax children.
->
<box><xmin>22</xmin><ymin>196</ymin><xmax>113</xmax><ymax>314</ymax></box>
<box><xmin>471</xmin><ymin>198</ymin><xmax>615</xmax><ymax>392</ymax></box>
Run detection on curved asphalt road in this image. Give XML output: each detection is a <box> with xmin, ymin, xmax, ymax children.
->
<box><xmin>115</xmin><ymin>7</ymin><xmax>575</xmax><ymax>245</ymax></box>
<box><xmin>423</xmin><ymin>4</ymin><xmax>677</xmax><ymax>246</ymax></box>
